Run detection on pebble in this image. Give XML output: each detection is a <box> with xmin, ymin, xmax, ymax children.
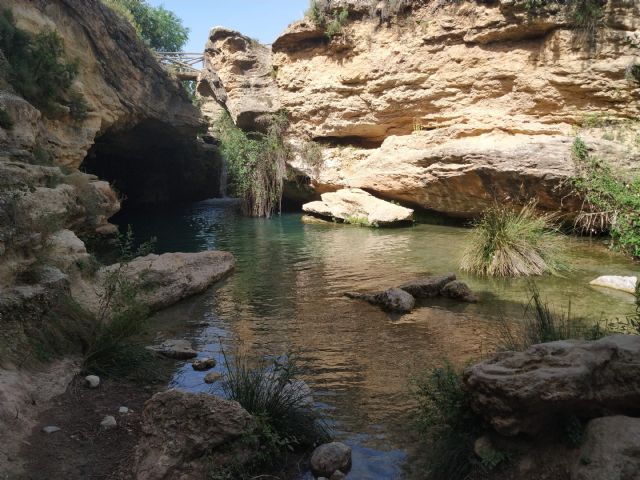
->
<box><xmin>118</xmin><ymin>406</ymin><xmax>129</xmax><ymax>414</ymax></box>
<box><xmin>100</xmin><ymin>415</ymin><xmax>117</xmax><ymax>429</ymax></box>
<box><xmin>42</xmin><ymin>426</ymin><xmax>61</xmax><ymax>434</ymax></box>
<box><xmin>204</xmin><ymin>371</ymin><xmax>222</xmax><ymax>384</ymax></box>
<box><xmin>192</xmin><ymin>357</ymin><xmax>216</xmax><ymax>371</ymax></box>
<box><xmin>85</xmin><ymin>375</ymin><xmax>100</xmax><ymax>389</ymax></box>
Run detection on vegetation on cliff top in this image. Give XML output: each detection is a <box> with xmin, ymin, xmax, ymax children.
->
<box><xmin>216</xmin><ymin>112</ymin><xmax>289</xmax><ymax>218</ymax></box>
<box><xmin>460</xmin><ymin>203</ymin><xmax>566</xmax><ymax>277</ymax></box>
<box><xmin>0</xmin><ymin>9</ymin><xmax>88</xmax><ymax>121</ymax></box>
<box><xmin>102</xmin><ymin>0</ymin><xmax>189</xmax><ymax>52</ymax></box>
<box><xmin>572</xmin><ymin>136</ymin><xmax>640</xmax><ymax>258</ymax></box>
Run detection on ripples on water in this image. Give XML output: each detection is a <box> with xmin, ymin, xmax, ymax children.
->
<box><xmin>116</xmin><ymin>199</ymin><xmax>638</xmax><ymax>479</ymax></box>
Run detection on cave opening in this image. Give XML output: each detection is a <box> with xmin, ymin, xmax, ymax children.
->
<box><xmin>82</xmin><ymin>120</ymin><xmax>222</xmax><ymax>208</ymax></box>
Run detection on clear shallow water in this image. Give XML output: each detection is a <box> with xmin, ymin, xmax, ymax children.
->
<box><xmin>116</xmin><ymin>199</ymin><xmax>638</xmax><ymax>480</ymax></box>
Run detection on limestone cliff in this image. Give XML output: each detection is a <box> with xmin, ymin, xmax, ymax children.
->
<box><xmin>200</xmin><ymin>0</ymin><xmax>640</xmax><ymax>217</ymax></box>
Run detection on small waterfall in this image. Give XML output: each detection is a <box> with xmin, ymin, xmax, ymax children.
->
<box><xmin>219</xmin><ymin>155</ymin><xmax>228</xmax><ymax>197</ymax></box>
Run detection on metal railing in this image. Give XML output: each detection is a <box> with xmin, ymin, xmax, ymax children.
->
<box><xmin>154</xmin><ymin>52</ymin><xmax>204</xmax><ymax>80</ymax></box>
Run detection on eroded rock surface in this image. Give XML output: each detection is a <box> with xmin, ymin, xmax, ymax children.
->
<box><xmin>464</xmin><ymin>335</ymin><xmax>640</xmax><ymax>436</ymax></box>
<box><xmin>134</xmin><ymin>390</ymin><xmax>253</xmax><ymax>480</ymax></box>
<box><xmin>303</xmin><ymin>188</ymin><xmax>414</xmax><ymax>226</ymax></box>
<box><xmin>99</xmin><ymin>251</ymin><xmax>235</xmax><ymax>311</ymax></box>
<box><xmin>201</xmin><ymin>0</ymin><xmax>640</xmax><ymax>217</ymax></box>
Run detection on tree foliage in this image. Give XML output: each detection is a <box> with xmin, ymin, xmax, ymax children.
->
<box><xmin>0</xmin><ymin>9</ymin><xmax>87</xmax><ymax>120</ymax></box>
<box><xmin>103</xmin><ymin>0</ymin><xmax>189</xmax><ymax>52</ymax></box>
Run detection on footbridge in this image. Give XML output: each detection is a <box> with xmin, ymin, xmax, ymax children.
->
<box><xmin>154</xmin><ymin>51</ymin><xmax>204</xmax><ymax>81</ymax></box>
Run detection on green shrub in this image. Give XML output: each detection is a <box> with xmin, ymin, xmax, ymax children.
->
<box><xmin>572</xmin><ymin>136</ymin><xmax>640</xmax><ymax>258</ymax></box>
<box><xmin>216</xmin><ymin>111</ymin><xmax>289</xmax><ymax>218</ymax></box>
<box><xmin>0</xmin><ymin>107</ymin><xmax>12</xmax><ymax>129</ymax></box>
<box><xmin>68</xmin><ymin>89</ymin><xmax>89</xmax><ymax>121</ymax></box>
<box><xmin>325</xmin><ymin>8</ymin><xmax>349</xmax><ymax>38</ymax></box>
<box><xmin>345</xmin><ymin>215</ymin><xmax>374</xmax><ymax>227</ymax></box>
<box><xmin>0</xmin><ymin>9</ymin><xmax>89</xmax><ymax>121</ymax></box>
<box><xmin>101</xmin><ymin>0</ymin><xmax>189</xmax><ymax>52</ymax></box>
<box><xmin>83</xmin><ymin>227</ymin><xmax>158</xmax><ymax>380</ymax></box>
<box><xmin>410</xmin><ymin>363</ymin><xmax>503</xmax><ymax>480</ymax></box>
<box><xmin>460</xmin><ymin>203</ymin><xmax>566</xmax><ymax>277</ymax></box>
<box><xmin>219</xmin><ymin>349</ymin><xmax>330</xmax><ymax>475</ymax></box>
<box><xmin>307</xmin><ymin>0</ymin><xmax>329</xmax><ymax>27</ymax></box>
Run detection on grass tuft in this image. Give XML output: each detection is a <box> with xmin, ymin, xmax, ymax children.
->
<box><xmin>460</xmin><ymin>203</ymin><xmax>566</xmax><ymax>277</ymax></box>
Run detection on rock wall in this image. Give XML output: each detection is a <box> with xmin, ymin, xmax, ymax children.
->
<box><xmin>200</xmin><ymin>0</ymin><xmax>640</xmax><ymax>217</ymax></box>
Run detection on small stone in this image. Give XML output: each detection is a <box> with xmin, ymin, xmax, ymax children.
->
<box><xmin>473</xmin><ymin>435</ymin><xmax>494</xmax><ymax>458</ymax></box>
<box><xmin>42</xmin><ymin>426</ymin><xmax>61</xmax><ymax>434</ymax></box>
<box><xmin>310</xmin><ymin>442</ymin><xmax>352</xmax><ymax>478</ymax></box>
<box><xmin>204</xmin><ymin>371</ymin><xmax>222</xmax><ymax>384</ymax></box>
<box><xmin>330</xmin><ymin>471</ymin><xmax>347</xmax><ymax>480</ymax></box>
<box><xmin>118</xmin><ymin>406</ymin><xmax>129</xmax><ymax>414</ymax></box>
<box><xmin>85</xmin><ymin>375</ymin><xmax>100</xmax><ymax>388</ymax></box>
<box><xmin>192</xmin><ymin>358</ymin><xmax>216</xmax><ymax>371</ymax></box>
<box><xmin>100</xmin><ymin>415</ymin><xmax>117</xmax><ymax>429</ymax></box>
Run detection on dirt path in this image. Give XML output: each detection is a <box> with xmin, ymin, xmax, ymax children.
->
<box><xmin>16</xmin><ymin>377</ymin><xmax>164</xmax><ymax>480</ymax></box>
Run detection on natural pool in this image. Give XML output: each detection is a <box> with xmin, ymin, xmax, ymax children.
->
<box><xmin>116</xmin><ymin>198</ymin><xmax>638</xmax><ymax>479</ymax></box>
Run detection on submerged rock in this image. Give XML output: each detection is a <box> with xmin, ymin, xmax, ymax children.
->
<box><xmin>399</xmin><ymin>274</ymin><xmax>457</xmax><ymax>299</ymax></box>
<box><xmin>147</xmin><ymin>339</ymin><xmax>197</xmax><ymax>360</ymax></box>
<box><xmin>464</xmin><ymin>335</ymin><xmax>640</xmax><ymax>436</ymax></box>
<box><xmin>303</xmin><ymin>188</ymin><xmax>413</xmax><ymax>227</ymax></box>
<box><xmin>589</xmin><ymin>275</ymin><xmax>638</xmax><ymax>294</ymax></box>
<box><xmin>204</xmin><ymin>372</ymin><xmax>222</xmax><ymax>384</ymax></box>
<box><xmin>310</xmin><ymin>442</ymin><xmax>352</xmax><ymax>478</ymax></box>
<box><xmin>572</xmin><ymin>415</ymin><xmax>640</xmax><ymax>480</ymax></box>
<box><xmin>441</xmin><ymin>280</ymin><xmax>478</xmax><ymax>303</ymax></box>
<box><xmin>133</xmin><ymin>390</ymin><xmax>253</xmax><ymax>480</ymax></box>
<box><xmin>99</xmin><ymin>251</ymin><xmax>235</xmax><ymax>312</ymax></box>
<box><xmin>345</xmin><ymin>288</ymin><xmax>415</xmax><ymax>313</ymax></box>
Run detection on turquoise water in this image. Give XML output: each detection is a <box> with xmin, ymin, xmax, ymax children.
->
<box><xmin>116</xmin><ymin>198</ymin><xmax>638</xmax><ymax>479</ymax></box>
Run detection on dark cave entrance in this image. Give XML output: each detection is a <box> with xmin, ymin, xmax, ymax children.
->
<box><xmin>82</xmin><ymin>120</ymin><xmax>222</xmax><ymax>207</ymax></box>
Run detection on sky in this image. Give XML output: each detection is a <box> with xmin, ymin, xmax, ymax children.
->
<box><xmin>147</xmin><ymin>0</ymin><xmax>309</xmax><ymax>52</ymax></box>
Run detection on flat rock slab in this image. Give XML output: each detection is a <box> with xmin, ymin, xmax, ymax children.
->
<box><xmin>589</xmin><ymin>275</ymin><xmax>638</xmax><ymax>294</ymax></box>
<box><xmin>303</xmin><ymin>188</ymin><xmax>414</xmax><ymax>227</ymax></box>
<box><xmin>99</xmin><ymin>250</ymin><xmax>235</xmax><ymax>311</ymax></box>
<box><xmin>464</xmin><ymin>335</ymin><xmax>640</xmax><ymax>436</ymax></box>
<box><xmin>572</xmin><ymin>416</ymin><xmax>640</xmax><ymax>480</ymax></box>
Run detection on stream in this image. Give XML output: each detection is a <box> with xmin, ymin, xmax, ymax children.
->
<box><xmin>115</xmin><ymin>198</ymin><xmax>638</xmax><ymax>480</ymax></box>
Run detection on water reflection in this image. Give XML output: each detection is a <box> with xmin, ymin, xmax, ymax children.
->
<box><xmin>118</xmin><ymin>199</ymin><xmax>638</xmax><ymax>479</ymax></box>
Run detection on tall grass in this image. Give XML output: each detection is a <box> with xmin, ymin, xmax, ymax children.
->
<box><xmin>220</xmin><ymin>349</ymin><xmax>330</xmax><ymax>455</ymax></box>
<box><xmin>495</xmin><ymin>285</ymin><xmax>595</xmax><ymax>351</ymax></box>
<box><xmin>460</xmin><ymin>203</ymin><xmax>566</xmax><ymax>277</ymax></box>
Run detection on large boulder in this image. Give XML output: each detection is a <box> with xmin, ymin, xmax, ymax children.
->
<box><xmin>133</xmin><ymin>390</ymin><xmax>253</xmax><ymax>480</ymax></box>
<box><xmin>99</xmin><ymin>251</ymin><xmax>235</xmax><ymax>311</ymax></box>
<box><xmin>572</xmin><ymin>416</ymin><xmax>640</xmax><ymax>480</ymax></box>
<box><xmin>303</xmin><ymin>188</ymin><xmax>414</xmax><ymax>227</ymax></box>
<box><xmin>464</xmin><ymin>335</ymin><xmax>640</xmax><ymax>436</ymax></box>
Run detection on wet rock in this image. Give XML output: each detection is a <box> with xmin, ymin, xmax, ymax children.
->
<box><xmin>345</xmin><ymin>288</ymin><xmax>415</xmax><ymax>313</ymax></box>
<box><xmin>42</xmin><ymin>426</ymin><xmax>61</xmax><ymax>434</ymax></box>
<box><xmin>464</xmin><ymin>335</ymin><xmax>640</xmax><ymax>436</ymax></box>
<box><xmin>99</xmin><ymin>251</ymin><xmax>235</xmax><ymax>312</ymax></box>
<box><xmin>589</xmin><ymin>275</ymin><xmax>638</xmax><ymax>294</ymax></box>
<box><xmin>100</xmin><ymin>415</ymin><xmax>117</xmax><ymax>430</ymax></box>
<box><xmin>399</xmin><ymin>273</ymin><xmax>456</xmax><ymax>299</ymax></box>
<box><xmin>85</xmin><ymin>375</ymin><xmax>100</xmax><ymax>389</ymax></box>
<box><xmin>204</xmin><ymin>372</ymin><xmax>222</xmax><ymax>384</ymax></box>
<box><xmin>192</xmin><ymin>358</ymin><xmax>216</xmax><ymax>371</ymax></box>
<box><xmin>147</xmin><ymin>339</ymin><xmax>197</xmax><ymax>360</ymax></box>
<box><xmin>572</xmin><ymin>415</ymin><xmax>640</xmax><ymax>480</ymax></box>
<box><xmin>441</xmin><ymin>280</ymin><xmax>478</xmax><ymax>303</ymax></box>
<box><xmin>310</xmin><ymin>442</ymin><xmax>352</xmax><ymax>478</ymax></box>
<box><xmin>133</xmin><ymin>390</ymin><xmax>253</xmax><ymax>480</ymax></box>
<box><xmin>303</xmin><ymin>188</ymin><xmax>414</xmax><ymax>227</ymax></box>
